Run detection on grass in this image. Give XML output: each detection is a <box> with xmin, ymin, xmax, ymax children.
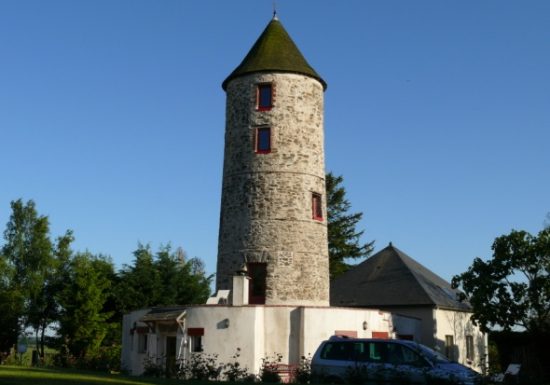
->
<box><xmin>0</xmin><ymin>365</ymin><xmax>192</xmax><ymax>385</ymax></box>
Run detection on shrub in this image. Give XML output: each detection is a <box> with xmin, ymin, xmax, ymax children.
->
<box><xmin>259</xmin><ymin>353</ymin><xmax>283</xmax><ymax>383</ymax></box>
<box><xmin>293</xmin><ymin>354</ymin><xmax>312</xmax><ymax>384</ymax></box>
<box><xmin>178</xmin><ymin>353</ymin><xmax>222</xmax><ymax>381</ymax></box>
<box><xmin>224</xmin><ymin>348</ymin><xmax>250</xmax><ymax>381</ymax></box>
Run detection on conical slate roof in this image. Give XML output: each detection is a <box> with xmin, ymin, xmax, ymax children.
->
<box><xmin>222</xmin><ymin>17</ymin><xmax>326</xmax><ymax>90</ymax></box>
<box><xmin>330</xmin><ymin>244</ymin><xmax>471</xmax><ymax>312</ymax></box>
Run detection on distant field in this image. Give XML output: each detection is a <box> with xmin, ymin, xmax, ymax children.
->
<box><xmin>0</xmin><ymin>366</ymin><xmax>188</xmax><ymax>385</ymax></box>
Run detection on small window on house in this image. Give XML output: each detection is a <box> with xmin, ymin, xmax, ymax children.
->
<box><xmin>257</xmin><ymin>83</ymin><xmax>273</xmax><ymax>110</ymax></box>
<box><xmin>255</xmin><ymin>127</ymin><xmax>271</xmax><ymax>153</ymax></box>
<box><xmin>138</xmin><ymin>333</ymin><xmax>148</xmax><ymax>353</ymax></box>
<box><xmin>188</xmin><ymin>328</ymin><xmax>204</xmax><ymax>352</ymax></box>
<box><xmin>191</xmin><ymin>335</ymin><xmax>203</xmax><ymax>352</ymax></box>
<box><xmin>247</xmin><ymin>262</ymin><xmax>267</xmax><ymax>304</ymax></box>
<box><xmin>445</xmin><ymin>335</ymin><xmax>455</xmax><ymax>360</ymax></box>
<box><xmin>312</xmin><ymin>193</ymin><xmax>323</xmax><ymax>221</ymax></box>
<box><xmin>466</xmin><ymin>335</ymin><xmax>474</xmax><ymax>361</ymax></box>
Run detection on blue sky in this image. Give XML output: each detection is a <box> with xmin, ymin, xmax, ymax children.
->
<box><xmin>1</xmin><ymin>0</ymin><xmax>548</xmax><ymax>284</ymax></box>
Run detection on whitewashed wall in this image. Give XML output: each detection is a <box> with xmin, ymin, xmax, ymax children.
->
<box><xmin>434</xmin><ymin>309</ymin><xmax>488</xmax><ymax>372</ymax></box>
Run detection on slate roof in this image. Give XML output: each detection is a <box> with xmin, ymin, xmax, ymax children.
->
<box><xmin>330</xmin><ymin>244</ymin><xmax>471</xmax><ymax>312</ymax></box>
<box><xmin>222</xmin><ymin>16</ymin><xmax>326</xmax><ymax>90</ymax></box>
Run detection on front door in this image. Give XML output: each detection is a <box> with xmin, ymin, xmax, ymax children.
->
<box><xmin>165</xmin><ymin>336</ymin><xmax>177</xmax><ymax>378</ymax></box>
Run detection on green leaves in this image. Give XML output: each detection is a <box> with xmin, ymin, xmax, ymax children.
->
<box><xmin>452</xmin><ymin>227</ymin><xmax>550</xmax><ymax>333</ymax></box>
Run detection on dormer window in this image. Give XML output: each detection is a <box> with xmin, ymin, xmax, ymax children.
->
<box><xmin>255</xmin><ymin>126</ymin><xmax>271</xmax><ymax>153</ymax></box>
<box><xmin>257</xmin><ymin>83</ymin><xmax>273</xmax><ymax>111</ymax></box>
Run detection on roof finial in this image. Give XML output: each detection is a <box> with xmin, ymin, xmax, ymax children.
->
<box><xmin>389</xmin><ymin>241</ymin><xmax>393</xmax><ymax>247</ymax></box>
<box><xmin>272</xmin><ymin>1</ymin><xmax>278</xmax><ymax>20</ymax></box>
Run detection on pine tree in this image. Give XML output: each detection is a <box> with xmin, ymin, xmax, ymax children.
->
<box><xmin>326</xmin><ymin>173</ymin><xmax>374</xmax><ymax>279</ymax></box>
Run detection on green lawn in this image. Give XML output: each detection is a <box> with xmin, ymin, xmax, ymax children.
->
<box><xmin>0</xmin><ymin>366</ymin><xmax>189</xmax><ymax>385</ymax></box>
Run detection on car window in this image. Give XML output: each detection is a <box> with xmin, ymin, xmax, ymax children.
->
<box><xmin>321</xmin><ymin>342</ymin><xmax>353</xmax><ymax>361</ymax></box>
<box><xmin>387</xmin><ymin>343</ymin><xmax>429</xmax><ymax>367</ymax></box>
<box><xmin>358</xmin><ymin>342</ymin><xmax>386</xmax><ymax>363</ymax></box>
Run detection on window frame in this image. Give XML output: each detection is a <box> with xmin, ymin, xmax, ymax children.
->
<box><xmin>255</xmin><ymin>126</ymin><xmax>272</xmax><ymax>154</ymax></box>
<box><xmin>256</xmin><ymin>83</ymin><xmax>273</xmax><ymax>111</ymax></box>
<box><xmin>312</xmin><ymin>193</ymin><xmax>323</xmax><ymax>221</ymax></box>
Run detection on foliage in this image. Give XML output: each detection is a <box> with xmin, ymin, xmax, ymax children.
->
<box><xmin>0</xmin><ymin>199</ymin><xmax>74</xmax><ymax>358</ymax></box>
<box><xmin>259</xmin><ymin>353</ymin><xmax>282</xmax><ymax>383</ymax></box>
<box><xmin>452</xmin><ymin>228</ymin><xmax>550</xmax><ymax>333</ymax></box>
<box><xmin>223</xmin><ymin>348</ymin><xmax>250</xmax><ymax>382</ymax></box>
<box><xmin>142</xmin><ymin>355</ymin><xmax>166</xmax><ymax>378</ymax></box>
<box><xmin>293</xmin><ymin>354</ymin><xmax>312</xmax><ymax>384</ymax></box>
<box><xmin>116</xmin><ymin>244</ymin><xmax>212</xmax><ymax>313</ymax></box>
<box><xmin>56</xmin><ymin>252</ymin><xmax>116</xmax><ymax>358</ymax></box>
<box><xmin>326</xmin><ymin>173</ymin><xmax>374</xmax><ymax>279</ymax></box>
<box><xmin>177</xmin><ymin>353</ymin><xmax>222</xmax><ymax>381</ymax></box>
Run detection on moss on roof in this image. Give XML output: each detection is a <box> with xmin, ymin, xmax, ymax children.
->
<box><xmin>222</xmin><ymin>18</ymin><xmax>326</xmax><ymax>90</ymax></box>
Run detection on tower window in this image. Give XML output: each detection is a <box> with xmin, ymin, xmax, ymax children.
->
<box><xmin>312</xmin><ymin>193</ymin><xmax>323</xmax><ymax>221</ymax></box>
<box><xmin>257</xmin><ymin>83</ymin><xmax>273</xmax><ymax>110</ymax></box>
<box><xmin>247</xmin><ymin>262</ymin><xmax>267</xmax><ymax>304</ymax></box>
<box><xmin>255</xmin><ymin>127</ymin><xmax>271</xmax><ymax>153</ymax></box>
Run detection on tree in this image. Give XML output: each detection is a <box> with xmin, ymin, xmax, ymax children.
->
<box><xmin>0</xmin><ymin>251</ymin><xmax>23</xmax><ymax>356</ymax></box>
<box><xmin>56</xmin><ymin>252</ymin><xmax>115</xmax><ymax>358</ymax></box>
<box><xmin>0</xmin><ymin>199</ymin><xmax>72</xmax><ymax>356</ymax></box>
<box><xmin>116</xmin><ymin>244</ymin><xmax>212</xmax><ymax>313</ymax></box>
<box><xmin>115</xmin><ymin>244</ymin><xmax>162</xmax><ymax>313</ymax></box>
<box><xmin>326</xmin><ymin>172</ymin><xmax>374</xmax><ymax>279</ymax></box>
<box><xmin>452</xmin><ymin>227</ymin><xmax>550</xmax><ymax>333</ymax></box>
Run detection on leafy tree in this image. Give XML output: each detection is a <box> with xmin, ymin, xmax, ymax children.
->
<box><xmin>116</xmin><ymin>244</ymin><xmax>162</xmax><ymax>313</ymax></box>
<box><xmin>116</xmin><ymin>244</ymin><xmax>212</xmax><ymax>312</ymax></box>
<box><xmin>57</xmin><ymin>252</ymin><xmax>115</xmax><ymax>358</ymax></box>
<box><xmin>0</xmin><ymin>252</ymin><xmax>23</xmax><ymax>356</ymax></box>
<box><xmin>326</xmin><ymin>172</ymin><xmax>374</xmax><ymax>279</ymax></box>
<box><xmin>0</xmin><ymin>199</ymin><xmax>72</xmax><ymax>356</ymax></box>
<box><xmin>452</xmin><ymin>227</ymin><xmax>550</xmax><ymax>333</ymax></box>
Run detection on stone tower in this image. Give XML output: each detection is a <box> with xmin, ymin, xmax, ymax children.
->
<box><xmin>216</xmin><ymin>16</ymin><xmax>329</xmax><ymax>306</ymax></box>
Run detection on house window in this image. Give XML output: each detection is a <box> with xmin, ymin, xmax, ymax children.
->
<box><xmin>247</xmin><ymin>262</ymin><xmax>267</xmax><ymax>304</ymax></box>
<box><xmin>445</xmin><ymin>335</ymin><xmax>454</xmax><ymax>360</ymax></box>
<box><xmin>257</xmin><ymin>83</ymin><xmax>273</xmax><ymax>110</ymax></box>
<box><xmin>188</xmin><ymin>328</ymin><xmax>204</xmax><ymax>352</ymax></box>
<box><xmin>312</xmin><ymin>193</ymin><xmax>323</xmax><ymax>221</ymax></box>
<box><xmin>255</xmin><ymin>127</ymin><xmax>271</xmax><ymax>153</ymax></box>
<box><xmin>137</xmin><ymin>333</ymin><xmax>148</xmax><ymax>353</ymax></box>
<box><xmin>466</xmin><ymin>335</ymin><xmax>474</xmax><ymax>361</ymax></box>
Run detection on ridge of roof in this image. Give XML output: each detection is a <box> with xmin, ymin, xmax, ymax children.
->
<box><xmin>222</xmin><ymin>18</ymin><xmax>326</xmax><ymax>90</ymax></box>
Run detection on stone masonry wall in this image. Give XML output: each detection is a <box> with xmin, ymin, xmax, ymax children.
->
<box><xmin>216</xmin><ymin>72</ymin><xmax>329</xmax><ymax>306</ymax></box>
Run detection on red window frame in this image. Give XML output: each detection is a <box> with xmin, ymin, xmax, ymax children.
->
<box><xmin>255</xmin><ymin>126</ymin><xmax>271</xmax><ymax>154</ymax></box>
<box><xmin>312</xmin><ymin>193</ymin><xmax>323</xmax><ymax>221</ymax></box>
<box><xmin>257</xmin><ymin>83</ymin><xmax>273</xmax><ymax>111</ymax></box>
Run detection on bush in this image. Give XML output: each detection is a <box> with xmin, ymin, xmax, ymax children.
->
<box><xmin>142</xmin><ymin>354</ymin><xmax>165</xmax><ymax>377</ymax></box>
<box><xmin>293</xmin><ymin>355</ymin><xmax>312</xmax><ymax>384</ymax></box>
<box><xmin>178</xmin><ymin>353</ymin><xmax>222</xmax><ymax>381</ymax></box>
<box><xmin>224</xmin><ymin>348</ymin><xmax>250</xmax><ymax>381</ymax></box>
<box><xmin>259</xmin><ymin>353</ymin><xmax>283</xmax><ymax>383</ymax></box>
